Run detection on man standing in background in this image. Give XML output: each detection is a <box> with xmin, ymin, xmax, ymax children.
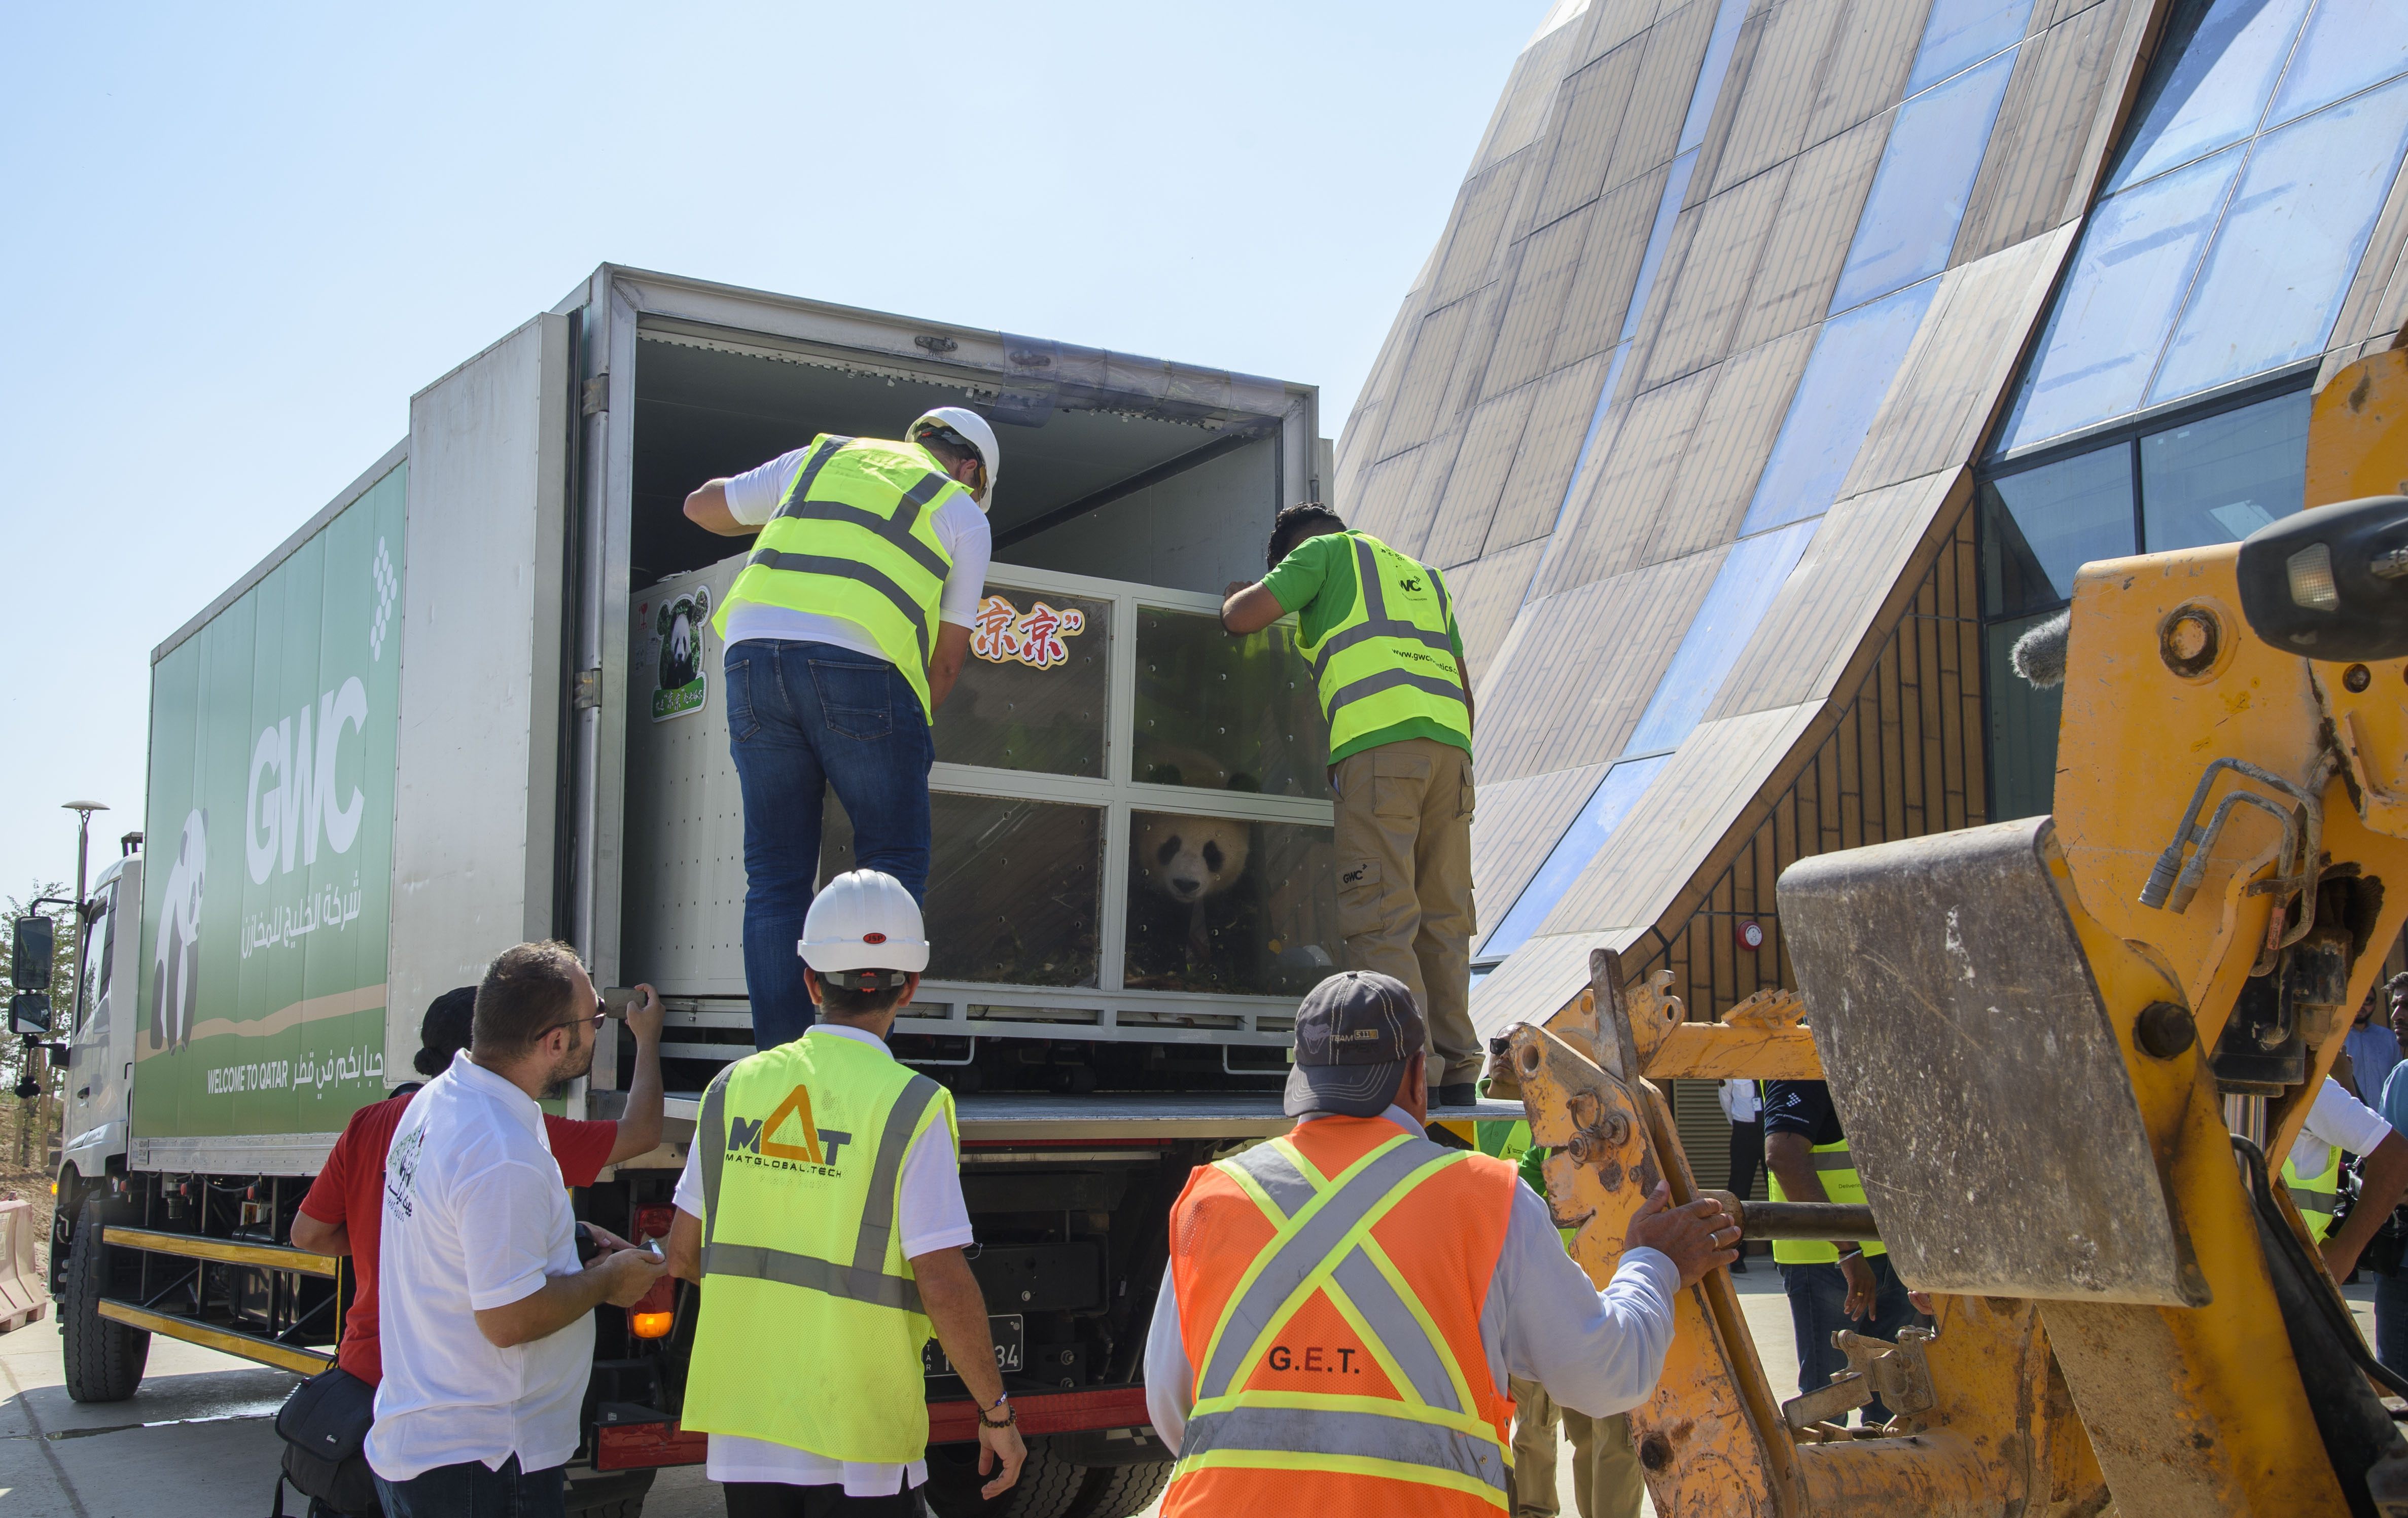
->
<box><xmin>1720</xmin><ymin>1077</ymin><xmax>1763</xmax><ymax>1274</ymax></box>
<box><xmin>2343</xmin><ymin>979</ymin><xmax>2407</xmax><ymax>1103</ymax></box>
<box><xmin>1221</xmin><ymin>504</ymin><xmax>1481</xmax><ymax>1105</ymax></box>
<box><xmin>682</xmin><ymin>408</ymin><xmax>1001</xmax><ymax>1049</ymax></box>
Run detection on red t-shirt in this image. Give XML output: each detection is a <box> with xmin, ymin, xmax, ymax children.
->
<box><xmin>298</xmin><ymin>1091</ymin><xmax>619</xmax><ymax>1384</ymax></box>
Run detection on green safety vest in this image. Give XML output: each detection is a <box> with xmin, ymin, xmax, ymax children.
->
<box><xmin>1295</xmin><ymin>532</ymin><xmax>1471</xmax><ymax>758</ymax></box>
<box><xmin>2283</xmin><ymin>1139</ymin><xmax>2342</xmax><ymax>1242</ymax></box>
<box><xmin>1766</xmin><ymin>1138</ymin><xmax>1886</xmax><ymax>1266</ymax></box>
<box><xmin>712</xmin><ymin>435</ymin><xmax>965</xmax><ymax>718</ymax></box>
<box><xmin>684</xmin><ymin>1030</ymin><xmax>958</xmax><ymax>1463</ymax></box>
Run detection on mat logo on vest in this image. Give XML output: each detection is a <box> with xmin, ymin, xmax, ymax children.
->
<box><xmin>725</xmin><ymin>1083</ymin><xmax>854</xmax><ymax>1175</ymax></box>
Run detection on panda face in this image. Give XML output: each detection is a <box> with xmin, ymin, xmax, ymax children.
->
<box><xmin>1134</xmin><ymin>814</ymin><xmax>1251</xmax><ymax>903</ymax></box>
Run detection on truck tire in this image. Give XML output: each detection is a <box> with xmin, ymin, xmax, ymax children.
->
<box><xmin>1062</xmin><ymin>1460</ymin><xmax>1173</xmax><ymax>1518</ymax></box>
<box><xmin>924</xmin><ymin>1436</ymin><xmax>1087</xmax><ymax>1518</ymax></box>
<box><xmin>62</xmin><ymin>1197</ymin><xmax>147</xmax><ymax>1403</ymax></box>
<box><xmin>563</xmin><ymin>1467</ymin><xmax>654</xmax><ymax>1518</ymax></box>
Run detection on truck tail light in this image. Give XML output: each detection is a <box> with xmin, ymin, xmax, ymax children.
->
<box><xmin>629</xmin><ymin>1204</ymin><xmax>677</xmax><ymax>1338</ymax></box>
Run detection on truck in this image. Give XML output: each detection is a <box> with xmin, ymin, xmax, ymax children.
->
<box><xmin>31</xmin><ymin>264</ymin><xmax>1350</xmax><ymax>1518</ymax></box>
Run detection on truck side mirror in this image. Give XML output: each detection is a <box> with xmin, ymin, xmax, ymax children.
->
<box><xmin>10</xmin><ymin>915</ymin><xmax>54</xmax><ymax>994</ymax></box>
<box><xmin>2237</xmin><ymin>495</ymin><xmax>2408</xmax><ymax>661</ymax></box>
<box><xmin>10</xmin><ymin>992</ymin><xmax>49</xmax><ymax>1037</ymax></box>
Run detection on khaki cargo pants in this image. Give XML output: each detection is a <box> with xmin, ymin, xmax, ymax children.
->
<box><xmin>1332</xmin><ymin>736</ymin><xmax>1478</xmax><ymax>1089</ymax></box>
<box><xmin>1507</xmin><ymin>1377</ymin><xmax>1644</xmax><ymax>1518</ymax></box>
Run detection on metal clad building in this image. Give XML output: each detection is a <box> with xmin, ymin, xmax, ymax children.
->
<box><xmin>1337</xmin><ymin>0</ymin><xmax>2408</xmax><ymax>1121</ymax></box>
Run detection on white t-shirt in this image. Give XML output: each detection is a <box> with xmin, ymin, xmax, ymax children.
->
<box><xmin>672</xmin><ymin>1023</ymin><xmax>976</xmax><ymax>1495</ymax></box>
<box><xmin>367</xmin><ymin>1056</ymin><xmax>594</xmax><ymax>1484</ymax></box>
<box><xmin>720</xmin><ymin>443</ymin><xmax>994</xmax><ymax>661</ymax></box>
<box><xmin>1718</xmin><ymin>1078</ymin><xmax>1760</xmax><ymax>1123</ymax></box>
<box><xmin>2292</xmin><ymin>1074</ymin><xmax>2395</xmax><ymax>1178</ymax></box>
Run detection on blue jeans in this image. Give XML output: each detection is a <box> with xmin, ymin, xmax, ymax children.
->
<box><xmin>375</xmin><ymin>1454</ymin><xmax>563</xmax><ymax>1517</ymax></box>
<box><xmin>1782</xmin><ymin>1255</ymin><xmax>1922</xmax><ymax>1425</ymax></box>
<box><xmin>2378</xmin><ymin>1264</ymin><xmax>2408</xmax><ymax>1375</ymax></box>
<box><xmin>725</xmin><ymin>640</ymin><xmax>934</xmax><ymax>1050</ymax></box>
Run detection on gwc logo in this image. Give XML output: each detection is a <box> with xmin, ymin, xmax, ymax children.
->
<box><xmin>727</xmin><ymin>1085</ymin><xmax>854</xmax><ymax>1173</ymax></box>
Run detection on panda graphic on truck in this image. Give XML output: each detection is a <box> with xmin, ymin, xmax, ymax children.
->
<box><xmin>650</xmin><ymin>587</ymin><xmax>712</xmax><ymax>722</ymax></box>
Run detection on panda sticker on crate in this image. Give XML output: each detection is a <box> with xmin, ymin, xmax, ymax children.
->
<box><xmin>1125</xmin><ymin>811</ymin><xmax>1266</xmax><ymax>993</ymax></box>
<box><xmin>648</xmin><ymin>586</ymin><xmax>711</xmax><ymax>722</ymax></box>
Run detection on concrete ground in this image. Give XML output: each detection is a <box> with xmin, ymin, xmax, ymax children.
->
<box><xmin>0</xmin><ymin>1271</ymin><xmax>2383</xmax><ymax>1517</ymax></box>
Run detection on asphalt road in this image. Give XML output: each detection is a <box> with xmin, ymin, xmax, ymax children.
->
<box><xmin>0</xmin><ymin>1272</ymin><xmax>2381</xmax><ymax>1517</ymax></box>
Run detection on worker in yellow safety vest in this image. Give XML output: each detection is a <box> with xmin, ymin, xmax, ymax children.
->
<box><xmin>1221</xmin><ymin>505</ymin><xmax>1480</xmax><ymax>1108</ymax></box>
<box><xmin>683</xmin><ymin>409</ymin><xmax>1000</xmax><ymax>1051</ymax></box>
<box><xmin>2284</xmin><ymin>1075</ymin><xmax>2408</xmax><ymax>1283</ymax></box>
<box><xmin>1760</xmin><ymin>1077</ymin><xmax>1929</xmax><ymax>1428</ymax></box>
<box><xmin>665</xmin><ymin>870</ymin><xmax>1026</xmax><ymax>1515</ymax></box>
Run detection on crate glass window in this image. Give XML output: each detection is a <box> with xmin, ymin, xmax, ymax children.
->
<box><xmin>2104</xmin><ymin>0</ymin><xmax>2308</xmax><ymax>194</ymax></box>
<box><xmin>823</xmin><ymin>794</ymin><xmax>1101</xmax><ymax>988</ymax></box>
<box><xmin>1133</xmin><ymin>608</ymin><xmax>1327</xmax><ymax>798</ymax></box>
<box><xmin>2139</xmin><ymin>390</ymin><xmax>2311</xmax><ymax>552</ymax></box>
<box><xmin>938</xmin><ymin>591</ymin><xmax>1111</xmax><ymax>777</ymax></box>
<box><xmin>1123</xmin><ymin>810</ymin><xmax>1338</xmax><ymax>995</ymax></box>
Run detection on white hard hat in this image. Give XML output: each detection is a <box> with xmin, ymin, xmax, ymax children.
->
<box><xmin>909</xmin><ymin>406</ymin><xmax>1001</xmax><ymax>509</ymax></box>
<box><xmin>800</xmin><ymin>869</ymin><xmax>930</xmax><ymax>984</ymax></box>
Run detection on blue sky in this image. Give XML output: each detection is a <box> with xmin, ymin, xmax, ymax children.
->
<box><xmin>0</xmin><ymin>1</ymin><xmax>1540</xmax><ymax>905</ymax></box>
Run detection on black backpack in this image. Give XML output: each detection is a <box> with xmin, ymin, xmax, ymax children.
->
<box><xmin>270</xmin><ymin>1365</ymin><xmax>382</xmax><ymax>1516</ymax></box>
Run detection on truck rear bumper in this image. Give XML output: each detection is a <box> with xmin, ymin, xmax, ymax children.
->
<box><xmin>594</xmin><ymin>1385</ymin><xmax>1155</xmax><ymax>1471</ymax></box>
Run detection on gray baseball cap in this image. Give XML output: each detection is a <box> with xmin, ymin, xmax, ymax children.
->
<box><xmin>1283</xmin><ymin>971</ymin><xmax>1425</xmax><ymax>1119</ymax></box>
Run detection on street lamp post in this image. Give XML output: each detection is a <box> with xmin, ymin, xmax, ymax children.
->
<box><xmin>61</xmin><ymin>802</ymin><xmax>107</xmax><ymax>1023</ymax></box>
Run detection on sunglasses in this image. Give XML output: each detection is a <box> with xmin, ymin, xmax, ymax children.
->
<box><xmin>546</xmin><ymin>997</ymin><xmax>609</xmax><ymax>1038</ymax></box>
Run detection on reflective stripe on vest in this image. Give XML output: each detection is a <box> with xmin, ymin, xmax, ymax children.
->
<box><xmin>1766</xmin><ymin>1140</ymin><xmax>1886</xmax><ymax>1265</ymax></box>
<box><xmin>680</xmin><ymin>1035</ymin><xmax>953</xmax><ymax>1463</ymax></box>
<box><xmin>1296</xmin><ymin>533</ymin><xmax>1470</xmax><ymax>755</ymax></box>
<box><xmin>696</xmin><ymin>1068</ymin><xmax>943</xmax><ymax>1311</ymax></box>
<box><xmin>2283</xmin><ymin>1140</ymin><xmax>2342</xmax><ymax>1242</ymax></box>
<box><xmin>711</xmin><ymin>435</ymin><xmax>962</xmax><ymax>717</ymax></box>
<box><xmin>1165</xmin><ymin>1131</ymin><xmax>1511</xmax><ymax>1511</ymax></box>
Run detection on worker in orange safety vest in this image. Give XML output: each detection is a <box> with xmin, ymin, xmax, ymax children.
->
<box><xmin>1142</xmin><ymin>971</ymin><xmax>1737</xmax><ymax>1515</ymax></box>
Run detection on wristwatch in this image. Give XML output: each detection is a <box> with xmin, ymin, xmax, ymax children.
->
<box><xmin>979</xmin><ymin>1393</ymin><xmax>1015</xmax><ymax>1429</ymax></box>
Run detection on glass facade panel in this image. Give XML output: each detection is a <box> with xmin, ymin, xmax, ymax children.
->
<box><xmin>1679</xmin><ymin>0</ymin><xmax>1753</xmax><ymax>154</ymax></box>
<box><xmin>823</xmin><ymin>794</ymin><xmax>1102</xmax><ymax>988</ymax></box>
<box><xmin>2267</xmin><ymin>0</ymin><xmax>2408</xmax><ymax>129</ymax></box>
<box><xmin>1832</xmin><ymin>48</ymin><xmax>2021</xmax><ymax>313</ymax></box>
<box><xmin>1124</xmin><ymin>811</ymin><xmax>1338</xmax><ymax>995</ymax></box>
<box><xmin>1906</xmin><ymin>0</ymin><xmax>2036</xmax><ymax>97</ymax></box>
<box><xmin>1978</xmin><ymin>446</ymin><xmax>2136</xmax><ymax>615</ymax></box>
<box><xmin>2139</xmin><ymin>390</ymin><xmax>2311</xmax><ymax>550</ymax></box>
<box><xmin>1132</xmin><ymin>607</ymin><xmax>1327</xmax><ymax>798</ymax></box>
<box><xmin>1479</xmin><ymin>755</ymin><xmax>1670</xmax><ymax>961</ymax></box>
<box><xmin>1622</xmin><ymin>152</ymin><xmax>1701</xmax><ymax>345</ymax></box>
<box><xmin>1626</xmin><ymin>521</ymin><xmax>1820</xmax><ymax>754</ymax></box>
<box><xmin>2150</xmin><ymin>79</ymin><xmax>2408</xmax><ymax>403</ymax></box>
<box><xmin>2104</xmin><ymin>0</ymin><xmax>2311</xmax><ymax>193</ymax></box>
<box><xmin>1985</xmin><ymin>611</ymin><xmax>2065</xmax><ymax>821</ymax></box>
<box><xmin>1741</xmin><ymin>279</ymin><xmax>1942</xmax><ymax>533</ymax></box>
<box><xmin>1997</xmin><ymin>148</ymin><xmax>2243</xmax><ymax>449</ymax></box>
<box><xmin>938</xmin><ymin>591</ymin><xmax>1111</xmax><ymax>777</ymax></box>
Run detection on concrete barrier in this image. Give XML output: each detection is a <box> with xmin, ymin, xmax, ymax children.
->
<box><xmin>0</xmin><ymin>1199</ymin><xmax>50</xmax><ymax>1333</ymax></box>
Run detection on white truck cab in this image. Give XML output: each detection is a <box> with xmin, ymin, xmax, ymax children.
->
<box><xmin>60</xmin><ymin>850</ymin><xmax>139</xmax><ymax>1180</ymax></box>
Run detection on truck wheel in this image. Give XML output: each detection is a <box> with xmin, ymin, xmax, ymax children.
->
<box><xmin>1062</xmin><ymin>1460</ymin><xmax>1173</xmax><ymax>1518</ymax></box>
<box><xmin>62</xmin><ymin>1197</ymin><xmax>147</xmax><ymax>1403</ymax></box>
<box><xmin>924</xmin><ymin>1436</ymin><xmax>1088</xmax><ymax>1518</ymax></box>
<box><xmin>563</xmin><ymin>1467</ymin><xmax>654</xmax><ymax>1518</ymax></box>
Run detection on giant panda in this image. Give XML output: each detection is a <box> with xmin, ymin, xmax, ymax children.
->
<box><xmin>1124</xmin><ymin>813</ymin><xmax>1266</xmax><ymax>992</ymax></box>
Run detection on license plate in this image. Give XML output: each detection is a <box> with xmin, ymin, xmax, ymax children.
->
<box><xmin>924</xmin><ymin>1314</ymin><xmax>1023</xmax><ymax>1378</ymax></box>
